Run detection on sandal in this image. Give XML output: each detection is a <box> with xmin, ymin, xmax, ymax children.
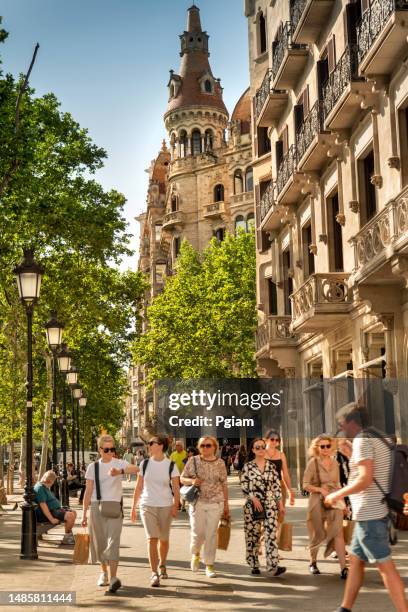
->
<box><xmin>159</xmin><ymin>565</ymin><xmax>168</xmax><ymax>579</ymax></box>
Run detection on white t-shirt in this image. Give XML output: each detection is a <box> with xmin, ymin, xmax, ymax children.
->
<box><xmin>349</xmin><ymin>434</ymin><xmax>391</xmax><ymax>521</ymax></box>
<box><xmin>85</xmin><ymin>458</ymin><xmax>129</xmax><ymax>502</ymax></box>
<box><xmin>140</xmin><ymin>458</ymin><xmax>179</xmax><ymax>508</ymax></box>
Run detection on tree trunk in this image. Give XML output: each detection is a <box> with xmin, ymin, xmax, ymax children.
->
<box><xmin>7</xmin><ymin>441</ymin><xmax>14</xmax><ymax>495</ymax></box>
<box><xmin>0</xmin><ymin>445</ymin><xmax>6</xmax><ymax>504</ymax></box>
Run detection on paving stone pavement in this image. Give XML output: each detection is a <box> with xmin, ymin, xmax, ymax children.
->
<box><xmin>0</xmin><ymin>477</ymin><xmax>407</xmax><ymax>612</ymax></box>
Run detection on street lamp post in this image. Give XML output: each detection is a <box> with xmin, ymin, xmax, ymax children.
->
<box><xmin>57</xmin><ymin>344</ymin><xmax>72</xmax><ymax>507</ymax></box>
<box><xmin>13</xmin><ymin>248</ymin><xmax>44</xmax><ymax>560</ymax></box>
<box><xmin>45</xmin><ymin>313</ymin><xmax>64</xmax><ymax>498</ymax></box>
<box><xmin>66</xmin><ymin>367</ymin><xmax>78</xmax><ymax>470</ymax></box>
<box><xmin>79</xmin><ymin>396</ymin><xmax>87</xmax><ymax>470</ymax></box>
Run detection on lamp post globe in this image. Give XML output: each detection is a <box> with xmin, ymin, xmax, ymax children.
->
<box><xmin>13</xmin><ymin>248</ymin><xmax>44</xmax><ymax>560</ymax></box>
<box><xmin>57</xmin><ymin>344</ymin><xmax>72</xmax><ymax>374</ymax></box>
<box><xmin>66</xmin><ymin>366</ymin><xmax>78</xmax><ymax>387</ymax></box>
<box><xmin>45</xmin><ymin>312</ymin><xmax>64</xmax><ymax>351</ymax></box>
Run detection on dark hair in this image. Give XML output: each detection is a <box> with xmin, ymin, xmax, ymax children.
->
<box><xmin>187</xmin><ymin>446</ymin><xmax>199</xmax><ymax>455</ymax></box>
<box><xmin>264</xmin><ymin>429</ymin><xmax>281</xmax><ymax>443</ymax></box>
<box><xmin>247</xmin><ymin>438</ymin><xmax>265</xmax><ymax>462</ymax></box>
<box><xmin>150</xmin><ymin>434</ymin><xmax>169</xmax><ymax>452</ymax></box>
<box><xmin>338</xmin><ymin>403</ymin><xmax>371</xmax><ymax>429</ymax></box>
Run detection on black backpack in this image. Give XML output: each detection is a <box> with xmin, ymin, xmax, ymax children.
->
<box><xmin>142</xmin><ymin>458</ymin><xmax>175</xmax><ymax>493</ymax></box>
<box><xmin>367</xmin><ymin>430</ymin><xmax>408</xmax><ymax>515</ymax></box>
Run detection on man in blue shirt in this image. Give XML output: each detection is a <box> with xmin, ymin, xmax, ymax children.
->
<box><xmin>34</xmin><ymin>470</ymin><xmax>77</xmax><ymax>545</ymax></box>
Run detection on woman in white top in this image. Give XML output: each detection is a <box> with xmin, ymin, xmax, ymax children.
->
<box><xmin>131</xmin><ymin>434</ymin><xmax>180</xmax><ymax>587</ymax></box>
<box><xmin>81</xmin><ymin>435</ymin><xmax>139</xmax><ymax>593</ymax></box>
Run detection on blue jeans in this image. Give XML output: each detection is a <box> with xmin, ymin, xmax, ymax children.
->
<box><xmin>350</xmin><ymin>517</ymin><xmax>391</xmax><ymax>564</ymax></box>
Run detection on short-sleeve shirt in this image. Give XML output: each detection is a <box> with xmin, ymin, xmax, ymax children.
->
<box><xmin>34</xmin><ymin>483</ymin><xmax>61</xmax><ymax>511</ymax></box>
<box><xmin>182</xmin><ymin>456</ymin><xmax>227</xmax><ymax>503</ymax></box>
<box><xmin>85</xmin><ymin>458</ymin><xmax>129</xmax><ymax>502</ymax></box>
<box><xmin>348</xmin><ymin>434</ymin><xmax>391</xmax><ymax>521</ymax></box>
<box><xmin>170</xmin><ymin>450</ymin><xmax>188</xmax><ymax>474</ymax></box>
<box><xmin>140</xmin><ymin>458</ymin><xmax>179</xmax><ymax>507</ymax></box>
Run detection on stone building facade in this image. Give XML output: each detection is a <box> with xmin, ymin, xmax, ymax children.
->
<box><xmin>246</xmin><ymin>0</ymin><xmax>408</xmax><ymax>482</ymax></box>
<box><xmin>125</xmin><ymin>5</ymin><xmax>255</xmax><ymax>444</ymax></box>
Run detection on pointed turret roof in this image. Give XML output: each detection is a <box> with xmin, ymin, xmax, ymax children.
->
<box><xmin>165</xmin><ymin>5</ymin><xmax>228</xmax><ymax>117</ymax></box>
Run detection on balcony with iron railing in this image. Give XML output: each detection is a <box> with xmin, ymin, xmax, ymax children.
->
<box><xmin>275</xmin><ymin>144</ymin><xmax>304</xmax><ymax>204</ymax></box>
<box><xmin>271</xmin><ymin>22</ymin><xmax>309</xmax><ymax>91</ymax></box>
<box><xmin>290</xmin><ymin>273</ymin><xmax>352</xmax><ymax>332</ymax></box>
<box><xmin>350</xmin><ymin>189</ymin><xmax>408</xmax><ymax>284</ymax></box>
<box><xmin>290</xmin><ymin>0</ymin><xmax>336</xmax><ymax>44</ymax></box>
<box><xmin>322</xmin><ymin>45</ymin><xmax>372</xmax><ymax>131</ymax></box>
<box><xmin>296</xmin><ymin>100</ymin><xmax>335</xmax><ymax>172</ymax></box>
<box><xmin>162</xmin><ymin>210</ymin><xmax>185</xmax><ymax>230</ymax></box>
<box><xmin>357</xmin><ymin>0</ymin><xmax>408</xmax><ymax>76</ymax></box>
<box><xmin>255</xmin><ymin>69</ymin><xmax>289</xmax><ymax>128</ymax></box>
<box><xmin>256</xmin><ymin>315</ymin><xmax>298</xmax><ymax>355</ymax></box>
<box><xmin>258</xmin><ymin>182</ymin><xmax>283</xmax><ymax>231</ymax></box>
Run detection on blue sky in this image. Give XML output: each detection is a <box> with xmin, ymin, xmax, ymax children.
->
<box><xmin>1</xmin><ymin>1</ymin><xmax>249</xmax><ymax>268</ymax></box>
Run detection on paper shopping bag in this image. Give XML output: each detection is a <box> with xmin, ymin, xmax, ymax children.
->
<box><xmin>217</xmin><ymin>518</ymin><xmax>231</xmax><ymax>550</ymax></box>
<box><xmin>72</xmin><ymin>532</ymin><xmax>90</xmax><ymax>564</ymax></box>
<box><xmin>278</xmin><ymin>522</ymin><xmax>292</xmax><ymax>552</ymax></box>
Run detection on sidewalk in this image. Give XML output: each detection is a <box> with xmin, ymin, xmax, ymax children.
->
<box><xmin>0</xmin><ymin>477</ymin><xmax>407</xmax><ymax>611</ymax></box>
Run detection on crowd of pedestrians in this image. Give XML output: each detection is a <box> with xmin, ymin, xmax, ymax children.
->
<box><xmin>31</xmin><ymin>401</ymin><xmax>408</xmax><ymax>611</ymax></box>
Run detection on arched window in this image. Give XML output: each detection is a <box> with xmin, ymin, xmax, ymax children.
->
<box><xmin>205</xmin><ymin>129</ymin><xmax>214</xmax><ymax>151</ymax></box>
<box><xmin>214</xmin><ymin>184</ymin><xmax>224</xmax><ymax>202</ymax></box>
<box><xmin>171</xmin><ymin>195</ymin><xmax>178</xmax><ymax>212</ymax></box>
<box><xmin>214</xmin><ymin>227</ymin><xmax>225</xmax><ymax>242</ymax></box>
<box><xmin>235</xmin><ymin>215</ymin><xmax>246</xmax><ymax>233</ymax></box>
<box><xmin>259</xmin><ymin>12</ymin><xmax>267</xmax><ymax>54</ymax></box>
<box><xmin>204</xmin><ymin>79</ymin><xmax>212</xmax><ymax>93</ymax></box>
<box><xmin>174</xmin><ymin>237</ymin><xmax>180</xmax><ymax>258</ymax></box>
<box><xmin>247</xmin><ymin>213</ymin><xmax>255</xmax><ymax>230</ymax></box>
<box><xmin>192</xmin><ymin>129</ymin><xmax>202</xmax><ymax>155</ymax></box>
<box><xmin>170</xmin><ymin>84</ymin><xmax>175</xmax><ymax>98</ymax></box>
<box><xmin>154</xmin><ymin>223</ymin><xmax>162</xmax><ymax>242</ymax></box>
<box><xmin>245</xmin><ymin>166</ymin><xmax>254</xmax><ymax>192</ymax></box>
<box><xmin>234</xmin><ymin>169</ymin><xmax>244</xmax><ymax>194</ymax></box>
<box><xmin>179</xmin><ymin>130</ymin><xmax>188</xmax><ymax>157</ymax></box>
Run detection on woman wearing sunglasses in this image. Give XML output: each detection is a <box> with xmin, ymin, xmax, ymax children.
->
<box><xmin>240</xmin><ymin>438</ymin><xmax>286</xmax><ymax>577</ymax></box>
<box><xmin>264</xmin><ymin>430</ymin><xmax>295</xmax><ymax>507</ymax></box>
<box><xmin>131</xmin><ymin>434</ymin><xmax>180</xmax><ymax>587</ymax></box>
<box><xmin>81</xmin><ymin>434</ymin><xmax>139</xmax><ymax>593</ymax></box>
<box><xmin>302</xmin><ymin>435</ymin><xmax>347</xmax><ymax>579</ymax></box>
<box><xmin>180</xmin><ymin>436</ymin><xmax>229</xmax><ymax>578</ymax></box>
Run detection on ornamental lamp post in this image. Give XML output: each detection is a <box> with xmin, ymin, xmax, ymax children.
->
<box><xmin>13</xmin><ymin>248</ymin><xmax>44</xmax><ymax>560</ymax></box>
<box><xmin>69</xmin><ymin>383</ymin><xmax>81</xmax><ymax>472</ymax></box>
<box><xmin>57</xmin><ymin>344</ymin><xmax>72</xmax><ymax>506</ymax></box>
<box><xmin>67</xmin><ymin>368</ymin><xmax>79</xmax><ymax>470</ymax></box>
<box><xmin>45</xmin><ymin>313</ymin><xmax>64</xmax><ymax>497</ymax></box>
<box><xmin>79</xmin><ymin>396</ymin><xmax>87</xmax><ymax>470</ymax></box>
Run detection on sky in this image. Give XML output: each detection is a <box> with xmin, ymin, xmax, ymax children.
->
<box><xmin>1</xmin><ymin>0</ymin><xmax>250</xmax><ymax>269</ymax></box>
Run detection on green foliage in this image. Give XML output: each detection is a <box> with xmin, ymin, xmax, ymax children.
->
<box><xmin>133</xmin><ymin>231</ymin><xmax>257</xmax><ymax>383</ymax></box>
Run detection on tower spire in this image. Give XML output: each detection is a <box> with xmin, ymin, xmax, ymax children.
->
<box><xmin>187</xmin><ymin>5</ymin><xmax>202</xmax><ymax>33</ymax></box>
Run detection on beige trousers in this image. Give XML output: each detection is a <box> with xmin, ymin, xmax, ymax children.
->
<box><xmin>89</xmin><ymin>502</ymin><xmax>123</xmax><ymax>563</ymax></box>
<box><xmin>189</xmin><ymin>500</ymin><xmax>223</xmax><ymax>565</ymax></box>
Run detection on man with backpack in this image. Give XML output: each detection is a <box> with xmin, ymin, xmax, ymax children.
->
<box><xmin>325</xmin><ymin>402</ymin><xmax>408</xmax><ymax>612</ymax></box>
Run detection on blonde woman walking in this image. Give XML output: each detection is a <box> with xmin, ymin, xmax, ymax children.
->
<box><xmin>181</xmin><ymin>436</ymin><xmax>229</xmax><ymax>578</ymax></box>
<box><xmin>303</xmin><ymin>434</ymin><xmax>347</xmax><ymax>579</ymax></box>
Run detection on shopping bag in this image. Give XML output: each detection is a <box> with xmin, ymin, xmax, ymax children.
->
<box><xmin>217</xmin><ymin>518</ymin><xmax>231</xmax><ymax>550</ymax></box>
<box><xmin>343</xmin><ymin>520</ymin><xmax>355</xmax><ymax>546</ymax></box>
<box><xmin>278</xmin><ymin>522</ymin><xmax>292</xmax><ymax>551</ymax></box>
<box><xmin>72</xmin><ymin>532</ymin><xmax>90</xmax><ymax>564</ymax></box>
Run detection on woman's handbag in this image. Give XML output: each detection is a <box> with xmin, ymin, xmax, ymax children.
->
<box><xmin>343</xmin><ymin>519</ymin><xmax>354</xmax><ymax>545</ymax></box>
<box><xmin>180</xmin><ymin>456</ymin><xmax>200</xmax><ymax>504</ymax></box>
<box><xmin>251</xmin><ymin>499</ymin><xmax>266</xmax><ymax>521</ymax></box>
<box><xmin>94</xmin><ymin>461</ymin><xmax>123</xmax><ymax>519</ymax></box>
<box><xmin>278</xmin><ymin>522</ymin><xmax>292</xmax><ymax>552</ymax></box>
<box><xmin>72</xmin><ymin>531</ymin><xmax>90</xmax><ymax>564</ymax></box>
<box><xmin>217</xmin><ymin>517</ymin><xmax>231</xmax><ymax>550</ymax></box>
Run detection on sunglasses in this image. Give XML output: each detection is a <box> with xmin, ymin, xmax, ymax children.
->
<box><xmin>268</xmin><ymin>438</ymin><xmax>280</xmax><ymax>442</ymax></box>
<box><xmin>102</xmin><ymin>447</ymin><xmax>116</xmax><ymax>453</ymax></box>
<box><xmin>319</xmin><ymin>444</ymin><xmax>331</xmax><ymax>449</ymax></box>
<box><xmin>148</xmin><ymin>440</ymin><xmax>161</xmax><ymax>446</ymax></box>
<box><xmin>254</xmin><ymin>445</ymin><xmax>266</xmax><ymax>450</ymax></box>
<box><xmin>200</xmin><ymin>443</ymin><xmax>213</xmax><ymax>448</ymax></box>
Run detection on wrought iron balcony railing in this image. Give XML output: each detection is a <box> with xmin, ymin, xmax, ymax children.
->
<box><xmin>259</xmin><ymin>182</ymin><xmax>274</xmax><ymax>222</ymax></box>
<box><xmin>296</xmin><ymin>101</ymin><xmax>325</xmax><ymax>162</ymax></box>
<box><xmin>275</xmin><ymin>145</ymin><xmax>297</xmax><ymax>197</ymax></box>
<box><xmin>272</xmin><ymin>22</ymin><xmax>293</xmax><ymax>80</ymax></box>
<box><xmin>290</xmin><ymin>0</ymin><xmax>308</xmax><ymax>35</ymax></box>
<box><xmin>255</xmin><ymin>69</ymin><xmax>273</xmax><ymax>119</ymax></box>
<box><xmin>357</xmin><ymin>0</ymin><xmax>408</xmax><ymax>65</ymax></box>
<box><xmin>322</xmin><ymin>45</ymin><xmax>360</xmax><ymax>121</ymax></box>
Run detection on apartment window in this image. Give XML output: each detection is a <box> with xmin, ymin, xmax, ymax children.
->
<box><xmin>399</xmin><ymin>106</ymin><xmax>408</xmax><ymax>186</ymax></box>
<box><xmin>214</xmin><ymin>184</ymin><xmax>224</xmax><ymax>202</ymax></box>
<box><xmin>344</xmin><ymin>2</ymin><xmax>362</xmax><ymax>45</ymax></box>
<box><xmin>327</xmin><ymin>191</ymin><xmax>344</xmax><ymax>271</ymax></box>
<box><xmin>235</xmin><ymin>215</ymin><xmax>246</xmax><ymax>233</ymax></box>
<box><xmin>234</xmin><ymin>170</ymin><xmax>244</xmax><ymax>194</ymax></box>
<box><xmin>268</xmin><ymin>279</ymin><xmax>278</xmax><ymax>315</ymax></box>
<box><xmin>247</xmin><ymin>212</ymin><xmax>255</xmax><ymax>230</ymax></box>
<box><xmin>257</xmin><ymin>127</ymin><xmax>271</xmax><ymax>157</ymax></box>
<box><xmin>174</xmin><ymin>237</ymin><xmax>180</xmax><ymax>258</ymax></box>
<box><xmin>192</xmin><ymin>130</ymin><xmax>202</xmax><ymax>155</ymax></box>
<box><xmin>245</xmin><ymin>167</ymin><xmax>254</xmax><ymax>192</ymax></box>
<box><xmin>302</xmin><ymin>224</ymin><xmax>315</xmax><ymax>278</ymax></box>
<box><xmin>179</xmin><ymin>130</ymin><xmax>188</xmax><ymax>157</ymax></box>
<box><xmin>259</xmin><ymin>12</ymin><xmax>267</xmax><ymax>54</ymax></box>
<box><xmin>294</xmin><ymin>88</ymin><xmax>309</xmax><ymax>134</ymax></box>
<box><xmin>359</xmin><ymin>148</ymin><xmax>377</xmax><ymax>225</ymax></box>
<box><xmin>282</xmin><ymin>249</ymin><xmax>293</xmax><ymax>316</ymax></box>
<box><xmin>204</xmin><ymin>79</ymin><xmax>212</xmax><ymax>93</ymax></box>
<box><xmin>214</xmin><ymin>227</ymin><xmax>225</xmax><ymax>242</ymax></box>
<box><xmin>275</xmin><ymin>126</ymin><xmax>288</xmax><ymax>173</ymax></box>
<box><xmin>154</xmin><ymin>223</ymin><xmax>162</xmax><ymax>242</ymax></box>
<box><xmin>205</xmin><ymin>129</ymin><xmax>214</xmax><ymax>151</ymax></box>
<box><xmin>317</xmin><ymin>51</ymin><xmax>330</xmax><ymax>100</ymax></box>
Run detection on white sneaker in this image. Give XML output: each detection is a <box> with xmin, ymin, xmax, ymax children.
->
<box><xmin>205</xmin><ymin>565</ymin><xmax>216</xmax><ymax>578</ymax></box>
<box><xmin>62</xmin><ymin>532</ymin><xmax>75</xmax><ymax>545</ymax></box>
<box><xmin>97</xmin><ymin>572</ymin><xmax>109</xmax><ymax>587</ymax></box>
<box><xmin>191</xmin><ymin>555</ymin><xmax>200</xmax><ymax>572</ymax></box>
<box><xmin>150</xmin><ymin>573</ymin><xmax>160</xmax><ymax>587</ymax></box>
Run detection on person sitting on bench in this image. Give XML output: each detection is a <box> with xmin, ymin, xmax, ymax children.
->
<box><xmin>67</xmin><ymin>463</ymin><xmax>86</xmax><ymax>502</ymax></box>
<box><xmin>34</xmin><ymin>470</ymin><xmax>77</xmax><ymax>545</ymax></box>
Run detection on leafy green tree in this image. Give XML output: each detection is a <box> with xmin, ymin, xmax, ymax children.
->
<box><xmin>133</xmin><ymin>231</ymin><xmax>257</xmax><ymax>382</ymax></box>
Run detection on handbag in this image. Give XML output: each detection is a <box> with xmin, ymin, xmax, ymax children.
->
<box><xmin>251</xmin><ymin>499</ymin><xmax>266</xmax><ymax>521</ymax></box>
<box><xmin>94</xmin><ymin>461</ymin><xmax>123</xmax><ymax>519</ymax></box>
<box><xmin>217</xmin><ymin>517</ymin><xmax>231</xmax><ymax>550</ymax></box>
<box><xmin>278</xmin><ymin>522</ymin><xmax>292</xmax><ymax>551</ymax></box>
<box><xmin>72</xmin><ymin>531</ymin><xmax>90</xmax><ymax>564</ymax></box>
<box><xmin>180</xmin><ymin>456</ymin><xmax>200</xmax><ymax>504</ymax></box>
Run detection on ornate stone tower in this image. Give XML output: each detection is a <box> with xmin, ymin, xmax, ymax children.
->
<box><xmin>162</xmin><ymin>5</ymin><xmax>230</xmax><ymax>257</ymax></box>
